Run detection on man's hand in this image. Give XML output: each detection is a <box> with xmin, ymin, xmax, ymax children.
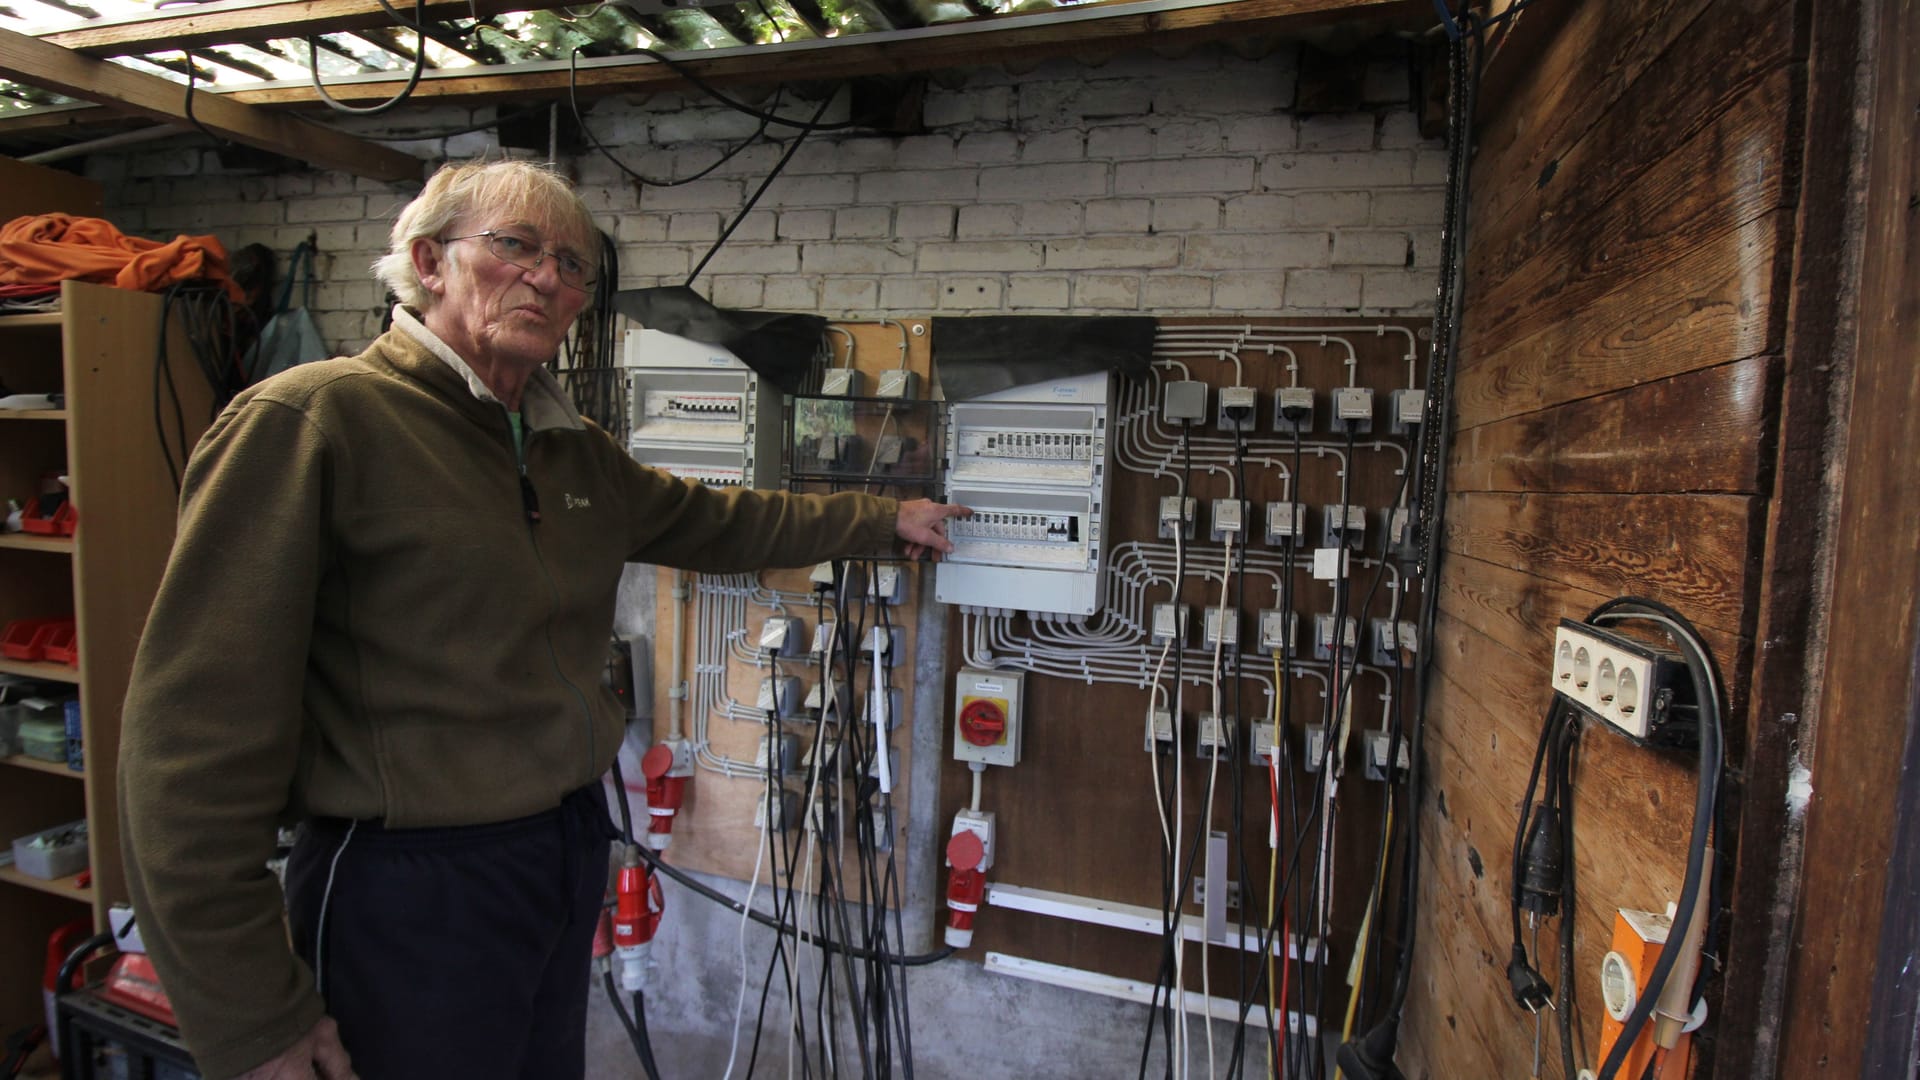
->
<box><xmin>233</xmin><ymin>1017</ymin><xmax>357</xmax><ymax>1080</ymax></box>
<box><xmin>896</xmin><ymin>499</ymin><xmax>971</xmax><ymax>561</ymax></box>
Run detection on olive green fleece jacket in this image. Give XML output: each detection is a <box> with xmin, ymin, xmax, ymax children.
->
<box><xmin>118</xmin><ymin>315</ymin><xmax>897</xmax><ymax>1079</ymax></box>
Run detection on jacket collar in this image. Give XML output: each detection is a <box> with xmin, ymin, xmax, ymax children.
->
<box><xmin>391</xmin><ymin>305</ymin><xmax>585</xmax><ymax>433</ymax></box>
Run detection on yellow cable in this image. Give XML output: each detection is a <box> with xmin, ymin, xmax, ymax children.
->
<box><xmin>1335</xmin><ymin>799</ymin><xmax>1396</xmax><ymax>1080</ymax></box>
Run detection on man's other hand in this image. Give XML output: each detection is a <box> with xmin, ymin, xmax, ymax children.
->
<box><xmin>896</xmin><ymin>499</ymin><xmax>971</xmax><ymax>561</ymax></box>
<box><xmin>234</xmin><ymin>1017</ymin><xmax>357</xmax><ymax>1080</ymax></box>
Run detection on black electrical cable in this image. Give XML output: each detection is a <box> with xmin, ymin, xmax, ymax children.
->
<box><xmin>603</xmin><ymin>970</ymin><xmax>664</xmax><ymax>1080</ymax></box>
<box><xmin>570</xmin><ymin>46</ymin><xmax>778</xmax><ymax>188</ymax></box>
<box><xmin>306</xmin><ymin>0</ymin><xmax>426</xmax><ymax>116</ymax></box>
<box><xmin>359</xmin><ymin>103</ymin><xmax>549</xmax><ymax>141</ymax></box>
<box><xmin>687</xmin><ymin>86</ymin><xmax>839</xmax><ymax>285</ymax></box>
<box><xmin>627</xmin><ymin>46</ymin><xmax>861</xmax><ymax>131</ymax></box>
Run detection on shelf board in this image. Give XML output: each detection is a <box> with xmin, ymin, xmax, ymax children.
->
<box><xmin>0</xmin><ymin>864</ymin><xmax>90</xmax><ymax>902</ymax></box>
<box><xmin>0</xmin><ymin>534</ymin><xmax>73</xmax><ymax>554</ymax></box>
<box><xmin>0</xmin><ymin>658</ymin><xmax>79</xmax><ymax>683</ymax></box>
<box><xmin>0</xmin><ymin>311</ymin><xmax>61</xmax><ymax>329</ymax></box>
<box><xmin>0</xmin><ymin>409</ymin><xmax>67</xmax><ymax>421</ymax></box>
<box><xmin>0</xmin><ymin>753</ymin><xmax>82</xmax><ymax>779</ymax></box>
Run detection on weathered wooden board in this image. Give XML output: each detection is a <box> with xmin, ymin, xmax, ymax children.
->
<box><xmin>1444</xmin><ymin>491</ymin><xmax>1760</xmax><ymax>637</ymax></box>
<box><xmin>1465</xmin><ymin>68</ymin><xmax>1795</xmax><ymax>365</ymax></box>
<box><xmin>1452</xmin><ymin>208</ymin><xmax>1785</xmax><ymax>431</ymax></box>
<box><xmin>1450</xmin><ymin>355</ymin><xmax>1776</xmax><ymax>497</ymax></box>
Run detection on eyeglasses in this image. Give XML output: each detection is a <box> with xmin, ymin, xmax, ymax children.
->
<box><xmin>442</xmin><ymin>230</ymin><xmax>596</xmax><ymax>292</ymax></box>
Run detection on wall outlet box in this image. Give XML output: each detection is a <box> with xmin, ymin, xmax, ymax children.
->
<box><xmin>759</xmin><ymin>616</ymin><xmax>804</xmax><ymax>658</ymax></box>
<box><xmin>1311</xmin><ymin>547</ymin><xmax>1350</xmax><ymax>581</ymax></box>
<box><xmin>1163</xmin><ymin>381</ymin><xmax>1208</xmax><ymax>423</ymax></box>
<box><xmin>868</xmin><ymin>687</ymin><xmax>904</xmax><ymax>732</ymax></box>
<box><xmin>1194</xmin><ymin>712</ymin><xmax>1233</xmax><ymax>759</ymax></box>
<box><xmin>1302</xmin><ymin>723</ymin><xmax>1329</xmax><ymax>774</ymax></box>
<box><xmin>1273</xmin><ymin>387</ymin><xmax>1315</xmax><ymax>433</ymax></box>
<box><xmin>1314</xmin><ymin>614</ymin><xmax>1357</xmax><ymax>661</ymax></box>
<box><xmin>875</xmin><ymin>370</ymin><xmax>920</xmax><ymax>399</ymax></box>
<box><xmin>867</xmin><ymin>564</ymin><xmax>906</xmax><ymax>605</ymax></box>
<box><xmin>1218</xmin><ymin>386</ymin><xmax>1258</xmax><ymax>432</ymax></box>
<box><xmin>950</xmin><ymin>808</ymin><xmax>997</xmax><ymax>871</ymax></box>
<box><xmin>755</xmin><ymin>789</ymin><xmax>798</xmax><ymax>831</ymax></box>
<box><xmin>1265</xmin><ymin>502</ymin><xmax>1306</xmax><ymax>547</ymax></box>
<box><xmin>810</xmin><ymin>622</ymin><xmax>839</xmax><ymax>658</ymax></box>
<box><xmin>1144</xmin><ymin>707</ymin><xmax>1175</xmax><ymax>753</ymax></box>
<box><xmin>1151</xmin><ymin>603</ymin><xmax>1190</xmax><ymax>647</ymax></box>
<box><xmin>1322</xmin><ymin>504</ymin><xmax>1367</xmax><ymax>549</ymax></box>
<box><xmin>758</xmin><ymin>676</ymin><xmax>802</xmax><ymax>718</ymax></box>
<box><xmin>821</xmin><ymin>368</ymin><xmax>863</xmax><ymax>397</ymax></box>
<box><xmin>1370</xmin><ymin>618</ymin><xmax>1401</xmax><ymax>666</ymax></box>
<box><xmin>1363</xmin><ymin>729</ymin><xmax>1410</xmax><ymax>782</ymax></box>
<box><xmin>1211</xmin><ymin>499</ymin><xmax>1245</xmax><ymax>541</ymax></box>
<box><xmin>862</xmin><ymin>625</ymin><xmax>905</xmax><ymax>666</ymax></box>
<box><xmin>1258</xmin><ymin>609</ymin><xmax>1297</xmax><ymax>655</ymax></box>
<box><xmin>1159</xmin><ymin>496</ymin><xmax>1197</xmax><ymax>540</ymax></box>
<box><xmin>1250</xmin><ymin>722</ymin><xmax>1279</xmax><ymax>768</ymax></box>
<box><xmin>1331</xmin><ymin>387</ymin><xmax>1374</xmax><ymax>433</ymax></box>
<box><xmin>1203</xmin><ymin>606</ymin><xmax>1240</xmax><ymax>649</ymax></box>
<box><xmin>756</xmin><ymin>733</ymin><xmax>800</xmax><ymax>774</ymax></box>
<box><xmin>1390</xmin><ymin>388</ymin><xmax>1425</xmax><ymax>434</ymax></box>
<box><xmin>804</xmin><ymin>681</ymin><xmax>850</xmax><ymax>718</ymax></box>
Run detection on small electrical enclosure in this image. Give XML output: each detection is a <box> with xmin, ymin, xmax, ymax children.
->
<box><xmin>1163</xmin><ymin>381</ymin><xmax>1208</xmax><ymax>424</ymax></box>
<box><xmin>954</xmin><ymin>668</ymin><xmax>1024</xmax><ymax>767</ymax></box>
<box><xmin>1331</xmin><ymin>386</ymin><xmax>1374</xmax><ymax>434</ymax></box>
<box><xmin>1273</xmin><ymin>387</ymin><xmax>1315</xmax><ymax>434</ymax></box>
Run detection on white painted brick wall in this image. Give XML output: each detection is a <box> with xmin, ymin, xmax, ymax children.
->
<box><xmin>91</xmin><ymin>42</ymin><xmax>1445</xmax><ymax>346</ymax></box>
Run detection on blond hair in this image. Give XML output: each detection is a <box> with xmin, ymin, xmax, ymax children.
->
<box><xmin>373</xmin><ymin>159</ymin><xmax>599</xmax><ymax>310</ymax></box>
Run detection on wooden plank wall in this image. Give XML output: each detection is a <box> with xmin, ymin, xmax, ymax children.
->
<box><xmin>1398</xmin><ymin>0</ymin><xmax>1804</xmax><ymax>1075</ymax></box>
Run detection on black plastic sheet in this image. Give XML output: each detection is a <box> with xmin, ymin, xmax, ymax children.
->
<box><xmin>610</xmin><ymin>285</ymin><xmax>826</xmax><ymax>395</ymax></box>
<box><xmin>930</xmin><ymin>316</ymin><xmax>1156</xmax><ymax>402</ymax></box>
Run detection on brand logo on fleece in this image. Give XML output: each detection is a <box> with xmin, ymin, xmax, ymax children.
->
<box><xmin>564</xmin><ymin>493</ymin><xmax>591</xmax><ymax>510</ymax></box>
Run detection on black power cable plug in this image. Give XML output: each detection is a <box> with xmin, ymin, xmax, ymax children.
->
<box><xmin>1334</xmin><ymin>1020</ymin><xmax>1407</xmax><ymax>1080</ymax></box>
<box><xmin>1507</xmin><ymin>944</ymin><xmax>1553</xmax><ymax>1013</ymax></box>
<box><xmin>1518</xmin><ymin>804</ymin><xmax>1564</xmax><ymax>917</ymax></box>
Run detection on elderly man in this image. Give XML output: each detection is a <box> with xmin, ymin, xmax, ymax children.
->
<box><xmin>119</xmin><ymin>160</ymin><xmax>964</xmax><ymax>1080</ymax></box>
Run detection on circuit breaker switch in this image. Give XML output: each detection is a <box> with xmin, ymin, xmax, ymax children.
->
<box><xmin>954</xmin><ymin>668</ymin><xmax>1024</xmax><ymax>767</ymax></box>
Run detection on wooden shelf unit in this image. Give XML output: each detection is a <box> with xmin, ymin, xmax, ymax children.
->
<box><xmin>0</xmin><ymin>277</ymin><xmax>213</xmax><ymax>1038</ymax></box>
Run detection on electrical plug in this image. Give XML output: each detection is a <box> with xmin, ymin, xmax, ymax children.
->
<box><xmin>1518</xmin><ymin>805</ymin><xmax>1563</xmax><ymax>918</ymax></box>
<box><xmin>1507</xmin><ymin>944</ymin><xmax>1554</xmax><ymax>1013</ymax></box>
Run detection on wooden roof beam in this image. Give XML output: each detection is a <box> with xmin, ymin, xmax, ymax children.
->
<box><xmin>215</xmin><ymin>0</ymin><xmax>1428</xmax><ymax>108</ymax></box>
<box><xmin>37</xmin><ymin>0</ymin><xmax>576</xmax><ymax>57</ymax></box>
<box><xmin>0</xmin><ymin>26</ymin><xmax>422</xmax><ymax>180</ymax></box>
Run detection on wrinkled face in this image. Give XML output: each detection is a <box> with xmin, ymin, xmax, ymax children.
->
<box><xmin>412</xmin><ymin>214</ymin><xmax>594</xmax><ymax>374</ymax></box>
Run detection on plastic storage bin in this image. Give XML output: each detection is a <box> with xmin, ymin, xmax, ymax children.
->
<box><xmin>0</xmin><ymin>702</ymin><xmax>23</xmax><ymax>757</ymax></box>
<box><xmin>20</xmin><ymin>716</ymin><xmax>65</xmax><ymax>762</ymax></box>
<box><xmin>12</xmin><ymin>819</ymin><xmax>88</xmax><ymax>880</ymax></box>
<box><xmin>64</xmin><ymin>698</ymin><xmax>82</xmax><ymax>771</ymax></box>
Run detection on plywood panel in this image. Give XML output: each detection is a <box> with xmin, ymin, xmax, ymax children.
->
<box><xmin>0</xmin><ymin>156</ymin><xmax>101</xmax><ymax>219</ymax></box>
<box><xmin>1450</xmin><ymin>355</ymin><xmax>1775</xmax><ymax>496</ymax></box>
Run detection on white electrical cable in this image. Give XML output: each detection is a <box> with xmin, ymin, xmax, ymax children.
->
<box><xmin>1199</xmin><ymin>529</ymin><xmax>1235</xmax><ymax>1080</ymax></box>
<box><xmin>720</xmin><ymin>818</ymin><xmax>771</xmax><ymax>1080</ymax></box>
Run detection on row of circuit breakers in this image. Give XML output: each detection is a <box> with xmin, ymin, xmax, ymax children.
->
<box><xmin>625</xmin><ymin>329</ymin><xmax>1391</xmax><ymax>618</ymax></box>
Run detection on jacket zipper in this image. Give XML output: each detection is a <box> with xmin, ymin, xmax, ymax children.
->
<box><xmin>505</xmin><ymin>406</ymin><xmax>596</xmax><ymax>779</ymax></box>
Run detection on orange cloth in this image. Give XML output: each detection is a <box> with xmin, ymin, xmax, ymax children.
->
<box><xmin>0</xmin><ymin>213</ymin><xmax>243</xmax><ymax>302</ymax></box>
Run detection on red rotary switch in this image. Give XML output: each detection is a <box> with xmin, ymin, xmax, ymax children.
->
<box><xmin>958</xmin><ymin>699</ymin><xmax>1006</xmax><ymax>747</ymax></box>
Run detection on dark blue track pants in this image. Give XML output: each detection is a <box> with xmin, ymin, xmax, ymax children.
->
<box><xmin>286</xmin><ymin>785</ymin><xmax>617</xmax><ymax>1080</ymax></box>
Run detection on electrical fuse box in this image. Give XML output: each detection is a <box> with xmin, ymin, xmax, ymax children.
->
<box><xmin>625</xmin><ymin>330</ymin><xmax>782</xmax><ymax>489</ymax></box>
<box><xmin>1390</xmin><ymin>389</ymin><xmax>1425</xmax><ymax>434</ymax></box>
<box><xmin>1258</xmin><ymin>609</ymin><xmax>1298</xmax><ymax>655</ymax></box>
<box><xmin>1144</xmin><ymin>707</ymin><xmax>1176</xmax><ymax>753</ymax></box>
<box><xmin>1313</xmin><ymin>615</ymin><xmax>1359</xmax><ymax>661</ymax></box>
<box><xmin>1273</xmin><ymin>387</ymin><xmax>1314</xmax><ymax>434</ymax></box>
<box><xmin>1151</xmin><ymin>603</ymin><xmax>1190</xmax><ymax>647</ymax></box>
<box><xmin>1194</xmin><ymin>712</ymin><xmax>1232</xmax><ymax>759</ymax></box>
<box><xmin>758</xmin><ymin>676</ymin><xmax>802</xmax><ymax>719</ymax></box>
<box><xmin>1331</xmin><ymin>387</ymin><xmax>1374</xmax><ymax>434</ymax></box>
<box><xmin>1321</xmin><ymin>504</ymin><xmax>1367</xmax><ymax>549</ymax></box>
<box><xmin>1364</xmin><ymin>730</ymin><xmax>1411</xmax><ymax>782</ymax></box>
<box><xmin>1163</xmin><ymin>381</ymin><xmax>1208</xmax><ymax>424</ymax></box>
<box><xmin>1265</xmin><ymin>502</ymin><xmax>1306</xmax><ymax>547</ymax></box>
<box><xmin>1203</xmin><ymin>606</ymin><xmax>1240</xmax><ymax>650</ymax></box>
<box><xmin>1210</xmin><ymin>499</ymin><xmax>1245</xmax><ymax>542</ymax></box>
<box><xmin>1217</xmin><ymin>386</ymin><xmax>1258</xmax><ymax>433</ymax></box>
<box><xmin>954</xmin><ymin>668</ymin><xmax>1023</xmax><ymax>767</ymax></box>
<box><xmin>1159</xmin><ymin>496</ymin><xmax>1197</xmax><ymax>540</ymax></box>
<box><xmin>937</xmin><ymin>373</ymin><xmax>1114</xmax><ymax>617</ymax></box>
<box><xmin>759</xmin><ymin>616</ymin><xmax>804</xmax><ymax>658</ymax></box>
<box><xmin>821</xmin><ymin>368</ymin><xmax>863</xmax><ymax>397</ymax></box>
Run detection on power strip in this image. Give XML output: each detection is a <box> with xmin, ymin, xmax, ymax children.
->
<box><xmin>1550</xmin><ymin>619</ymin><xmax>1694</xmax><ymax>746</ymax></box>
